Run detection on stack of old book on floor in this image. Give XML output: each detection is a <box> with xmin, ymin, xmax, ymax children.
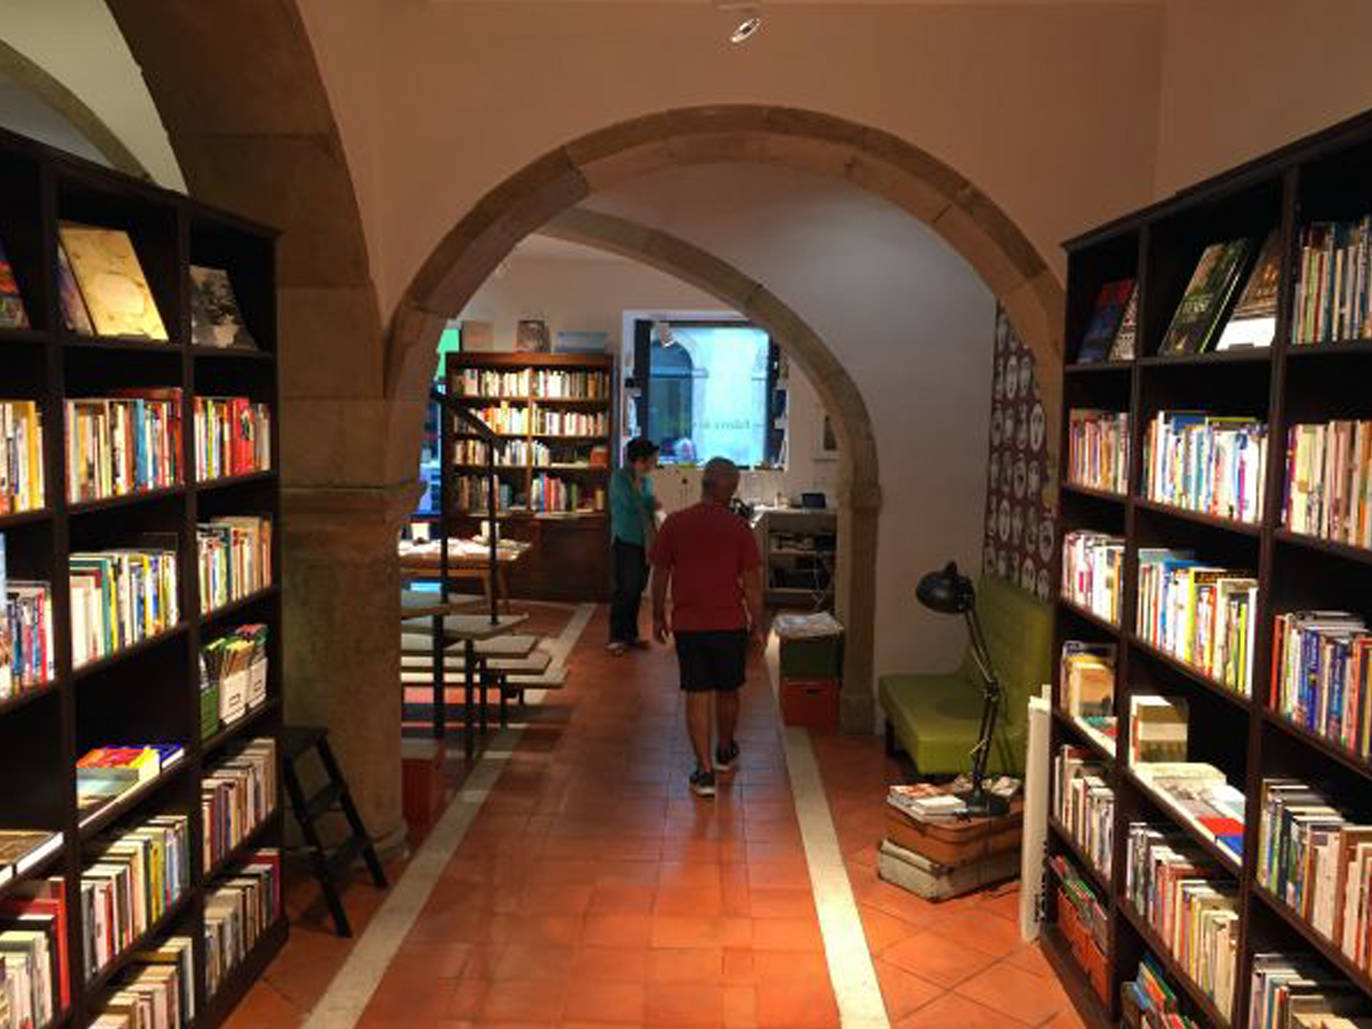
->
<box><xmin>880</xmin><ymin>776</ymin><xmax>1023</xmax><ymax>900</ymax></box>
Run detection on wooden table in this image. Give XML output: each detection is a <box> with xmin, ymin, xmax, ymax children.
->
<box><xmin>398</xmin><ymin>540</ymin><xmax>530</xmax><ymax>613</ymax></box>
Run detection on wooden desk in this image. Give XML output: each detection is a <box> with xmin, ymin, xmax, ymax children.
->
<box><xmin>399</xmin><ymin>541</ymin><xmax>530</xmax><ymax>612</ymax></box>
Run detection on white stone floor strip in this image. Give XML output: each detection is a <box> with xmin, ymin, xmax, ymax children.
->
<box><xmin>769</xmin><ymin>639</ymin><xmax>891</xmax><ymax>1029</ymax></box>
<box><xmin>302</xmin><ymin>603</ymin><xmax>595</xmax><ymax>1029</ymax></box>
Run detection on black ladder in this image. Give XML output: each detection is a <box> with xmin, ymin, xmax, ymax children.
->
<box><xmin>280</xmin><ymin>724</ymin><xmax>388</xmax><ymax>936</ymax></box>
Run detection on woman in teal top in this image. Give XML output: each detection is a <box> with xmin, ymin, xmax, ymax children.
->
<box><xmin>608</xmin><ymin>438</ymin><xmax>660</xmax><ymax>653</ymax></box>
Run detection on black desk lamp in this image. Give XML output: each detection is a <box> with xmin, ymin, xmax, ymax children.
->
<box><xmin>916</xmin><ymin>561</ymin><xmax>1009</xmax><ymax>817</ymax></box>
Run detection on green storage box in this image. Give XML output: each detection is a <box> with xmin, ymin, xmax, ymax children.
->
<box><xmin>774</xmin><ymin>612</ymin><xmax>844</xmax><ymax>679</ymax></box>
<box><xmin>200</xmin><ymin>685</ymin><xmax>220</xmax><ymax>740</ymax></box>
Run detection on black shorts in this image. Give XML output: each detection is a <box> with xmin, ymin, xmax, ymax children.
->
<box><xmin>674</xmin><ymin>629</ymin><xmax>748</xmax><ymax>692</ymax></box>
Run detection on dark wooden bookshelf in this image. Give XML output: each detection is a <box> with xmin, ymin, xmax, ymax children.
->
<box><xmin>0</xmin><ymin>124</ymin><xmax>284</xmax><ymax>1025</ymax></box>
<box><xmin>440</xmin><ymin>351</ymin><xmax>616</xmax><ymax>601</ymax></box>
<box><xmin>1049</xmin><ymin>108</ymin><xmax>1372</xmax><ymax>1027</ymax></box>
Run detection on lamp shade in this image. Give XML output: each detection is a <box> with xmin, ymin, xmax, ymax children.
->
<box><xmin>916</xmin><ymin>561</ymin><xmax>976</xmax><ymax>615</ymax></box>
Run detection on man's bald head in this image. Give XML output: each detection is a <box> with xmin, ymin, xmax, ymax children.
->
<box><xmin>701</xmin><ymin>457</ymin><xmax>741</xmax><ymax>503</ymax></box>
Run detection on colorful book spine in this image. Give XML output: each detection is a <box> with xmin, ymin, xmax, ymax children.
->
<box><xmin>1053</xmin><ymin>744</ymin><xmax>1114</xmax><ymax>878</ymax></box>
<box><xmin>0</xmin><ymin>400</ymin><xmax>44</xmax><ymax>514</ymax></box>
<box><xmin>531</xmin><ymin>408</ymin><xmax>608</xmax><ymax>437</ymax></box>
<box><xmin>454</xmin><ymin>475</ymin><xmax>518</xmax><ymax>514</ymax></box>
<box><xmin>64</xmin><ymin>392</ymin><xmax>182</xmax><ymax>504</ymax></box>
<box><xmin>454</xmin><ymin>368</ymin><xmax>532</xmax><ymax>398</ymax></box>
<box><xmin>2</xmin><ymin>552</ymin><xmax>53</xmax><ymax>696</ymax></box>
<box><xmin>530</xmin><ymin>369</ymin><xmax>608</xmax><ymax>399</ymax></box>
<box><xmin>1141</xmin><ymin>410</ymin><xmax>1267</xmax><ymax>524</ymax></box>
<box><xmin>203</xmin><ymin>848</ymin><xmax>281</xmax><ymax>1001</ymax></box>
<box><xmin>1270</xmin><ymin>611</ymin><xmax>1372</xmax><ymax>759</ymax></box>
<box><xmin>529</xmin><ymin>474</ymin><xmax>605</xmax><ymax>514</ymax></box>
<box><xmin>196</xmin><ymin>517</ymin><xmax>272</xmax><ymax>615</ymax></box>
<box><xmin>193</xmin><ymin>397</ymin><xmax>271</xmax><ymax>481</ymax></box>
<box><xmin>200</xmin><ymin>739</ymin><xmax>277</xmax><ymax>874</ymax></box>
<box><xmin>1293</xmin><ymin>217</ymin><xmax>1372</xmax><ymax>345</ymax></box>
<box><xmin>1248</xmin><ymin>952</ymin><xmax>1371</xmax><ymax>1029</ymax></box>
<box><xmin>68</xmin><ymin>548</ymin><xmax>180</xmax><ymax>668</ymax></box>
<box><xmin>1283</xmin><ymin>420</ymin><xmax>1372</xmax><ymax>550</ymax></box>
<box><xmin>1061</xmin><ymin>530</ymin><xmax>1125</xmax><ymax>625</ymax></box>
<box><xmin>1067</xmin><ymin>409</ymin><xmax>1129</xmax><ymax>495</ymax></box>
<box><xmin>466</xmin><ymin>402</ymin><xmax>528</xmax><ymax>435</ymax></box>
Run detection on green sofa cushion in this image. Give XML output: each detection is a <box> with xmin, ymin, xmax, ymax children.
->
<box><xmin>879</xmin><ymin>575</ymin><xmax>1052</xmax><ymax>776</ymax></box>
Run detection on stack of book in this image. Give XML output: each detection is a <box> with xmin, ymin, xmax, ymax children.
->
<box><xmin>1249</xmin><ymin>953</ymin><xmax>1372</xmax><ymax>1028</ymax></box>
<box><xmin>70</xmin><ymin>546</ymin><xmax>180</xmax><ymax>667</ymax></box>
<box><xmin>193</xmin><ymin>397</ymin><xmax>271</xmax><ymax>481</ymax></box>
<box><xmin>92</xmin><ymin>934</ymin><xmax>195</xmax><ymax>1029</ymax></box>
<box><xmin>1067</xmin><ymin>409</ymin><xmax>1130</xmax><ymax>494</ymax></box>
<box><xmin>1141</xmin><ymin>411</ymin><xmax>1267</xmax><ymax>524</ymax></box>
<box><xmin>1136</xmin><ymin>549</ymin><xmax>1258</xmax><ymax>695</ymax></box>
<box><xmin>454</xmin><ymin>474</ymin><xmax>519</xmax><ymax>514</ymax></box>
<box><xmin>0</xmin><ymin>400</ymin><xmax>44</xmax><ymax>514</ymax></box>
<box><xmin>530</xmin><ymin>369</ymin><xmax>608</xmax><ymax>398</ymax></box>
<box><xmin>65</xmin><ymin>391</ymin><xmax>183</xmax><ymax>503</ymax></box>
<box><xmin>1126</xmin><ymin>823</ymin><xmax>1239</xmax><ymax>1020</ymax></box>
<box><xmin>1283</xmin><ymin>420</ymin><xmax>1372</xmax><ymax>549</ymax></box>
<box><xmin>1129</xmin><ymin>693</ymin><xmax>1189</xmax><ymax>764</ymax></box>
<box><xmin>454</xmin><ymin>368</ymin><xmax>530</xmax><ymax>397</ymax></box>
<box><xmin>1131</xmin><ymin>763</ymin><xmax>1246</xmax><ymax>863</ymax></box>
<box><xmin>197</xmin><ymin>517</ymin><xmax>271</xmax><ymax>614</ymax></box>
<box><xmin>532</xmin><ymin>409</ymin><xmax>607</xmax><ymax>436</ymax></box>
<box><xmin>1062</xmin><ymin>530</ymin><xmax>1125</xmax><ymax>624</ymax></box>
<box><xmin>204</xmin><ymin>849</ymin><xmax>281</xmax><ymax>999</ymax></box>
<box><xmin>79</xmin><ymin>814</ymin><xmax>190</xmax><ymax>981</ymax></box>
<box><xmin>201</xmin><ymin>739</ymin><xmax>277</xmax><ymax>873</ymax></box>
<box><xmin>1121</xmin><ymin>954</ymin><xmax>1204</xmax><ymax>1029</ymax></box>
<box><xmin>1270</xmin><ymin>611</ymin><xmax>1372</xmax><ymax>758</ymax></box>
<box><xmin>530</xmin><ymin>474</ymin><xmax>603</xmax><ymax>514</ymax></box>
<box><xmin>0</xmin><ymin>831</ymin><xmax>62</xmax><ymax>887</ymax></box>
<box><xmin>0</xmin><ymin>880</ymin><xmax>69</xmax><ymax>1028</ymax></box>
<box><xmin>1054</xmin><ymin>744</ymin><xmax>1114</xmax><ymax>877</ymax></box>
<box><xmin>879</xmin><ymin>780</ymin><xmax>1022</xmax><ymax>900</ymax></box>
<box><xmin>199</xmin><ymin>626</ymin><xmax>268</xmax><ymax>739</ymax></box>
<box><xmin>1061</xmin><ymin>641</ymin><xmax>1117</xmax><ymax>754</ymax></box>
<box><xmin>467</xmin><ymin>402</ymin><xmax>528</xmax><ymax>434</ymax></box>
<box><xmin>75</xmin><ymin>745</ymin><xmax>185</xmax><ymax>828</ymax></box>
<box><xmin>1258</xmin><ymin>778</ymin><xmax>1372</xmax><ymax>974</ymax></box>
<box><xmin>1051</xmin><ymin>854</ymin><xmax>1108</xmax><ymax>1002</ymax></box>
<box><xmin>1293</xmin><ymin>218</ymin><xmax>1372</xmax><ymax>345</ymax></box>
<box><xmin>2</xmin><ymin>536</ymin><xmax>53</xmax><ymax>696</ymax></box>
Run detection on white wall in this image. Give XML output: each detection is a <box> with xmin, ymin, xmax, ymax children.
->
<box><xmin>455</xmin><ymin>241</ymin><xmax>840</xmax><ymax>504</ymax></box>
<box><xmin>582</xmin><ymin>163</ymin><xmax>997</xmax><ymax>686</ymax></box>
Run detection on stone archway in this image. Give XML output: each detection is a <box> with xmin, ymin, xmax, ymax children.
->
<box><xmin>540</xmin><ymin>207</ymin><xmax>881</xmax><ymax>730</ymax></box>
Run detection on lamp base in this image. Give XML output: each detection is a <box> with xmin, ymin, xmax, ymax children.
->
<box><xmin>955</xmin><ymin>786</ymin><xmax>1010</xmax><ymax>818</ymax></box>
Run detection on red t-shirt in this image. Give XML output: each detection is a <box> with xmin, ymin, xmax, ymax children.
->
<box><xmin>649</xmin><ymin>501</ymin><xmax>762</xmax><ymax>632</ymax></box>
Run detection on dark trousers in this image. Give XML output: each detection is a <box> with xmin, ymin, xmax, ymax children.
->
<box><xmin>610</xmin><ymin>540</ymin><xmax>648</xmax><ymax>644</ymax></box>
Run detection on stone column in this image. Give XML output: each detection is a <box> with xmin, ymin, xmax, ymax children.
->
<box><xmin>281</xmin><ymin>482</ymin><xmax>418</xmax><ymax>852</ymax></box>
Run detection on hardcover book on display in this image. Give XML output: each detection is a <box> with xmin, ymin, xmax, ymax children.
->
<box><xmin>1076</xmin><ymin>278</ymin><xmax>1135</xmax><ymax>363</ymax></box>
<box><xmin>0</xmin><ymin>240</ymin><xmax>29</xmax><ymax>329</ymax></box>
<box><xmin>1216</xmin><ymin>231</ymin><xmax>1282</xmax><ymax>350</ymax></box>
<box><xmin>56</xmin><ymin>239</ymin><xmax>95</xmax><ymax>335</ymax></box>
<box><xmin>189</xmin><ymin>265</ymin><xmax>257</xmax><ymax>350</ymax></box>
<box><xmin>56</xmin><ymin>223</ymin><xmax>168</xmax><ymax>341</ymax></box>
<box><xmin>1108</xmin><ymin>286</ymin><xmax>1139</xmax><ymax>360</ymax></box>
<box><xmin>1158</xmin><ymin>239</ymin><xmax>1252</xmax><ymax>356</ymax></box>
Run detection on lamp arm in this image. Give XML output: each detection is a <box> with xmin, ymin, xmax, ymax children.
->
<box><xmin>964</xmin><ymin>609</ymin><xmax>997</xmax><ymax>692</ymax></box>
<box><xmin>963</xmin><ymin>608</ymin><xmax>1003</xmax><ymax>797</ymax></box>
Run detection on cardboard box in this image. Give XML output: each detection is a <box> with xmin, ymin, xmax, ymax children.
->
<box><xmin>220</xmin><ymin>667</ymin><xmax>248</xmax><ymax>724</ymax></box>
<box><xmin>246</xmin><ymin>657</ymin><xmax>267</xmax><ymax>709</ymax></box>
<box><xmin>780</xmin><ymin>677</ymin><xmax>839</xmax><ymax>728</ymax></box>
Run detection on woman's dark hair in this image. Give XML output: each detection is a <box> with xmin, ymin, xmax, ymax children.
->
<box><xmin>625</xmin><ymin>437</ymin><xmax>660</xmax><ymax>463</ymax></box>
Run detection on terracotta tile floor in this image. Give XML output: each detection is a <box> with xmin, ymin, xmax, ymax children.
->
<box><xmin>225</xmin><ymin>605</ymin><xmax>1087</xmax><ymax>1028</ymax></box>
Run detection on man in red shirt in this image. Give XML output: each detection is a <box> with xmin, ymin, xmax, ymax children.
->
<box><xmin>649</xmin><ymin>457</ymin><xmax>764</xmax><ymax>797</ymax></box>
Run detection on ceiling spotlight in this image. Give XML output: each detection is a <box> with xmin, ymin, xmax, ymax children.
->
<box><xmin>730</xmin><ymin>15</ymin><xmax>762</xmax><ymax>43</ymax></box>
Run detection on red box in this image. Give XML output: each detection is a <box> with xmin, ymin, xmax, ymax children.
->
<box><xmin>402</xmin><ymin>739</ymin><xmax>445</xmax><ymax>830</ymax></box>
<box><xmin>780</xmin><ymin>677</ymin><xmax>839</xmax><ymax>728</ymax></box>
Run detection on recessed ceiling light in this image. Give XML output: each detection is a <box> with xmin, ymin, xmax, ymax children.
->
<box><xmin>730</xmin><ymin>15</ymin><xmax>762</xmax><ymax>44</ymax></box>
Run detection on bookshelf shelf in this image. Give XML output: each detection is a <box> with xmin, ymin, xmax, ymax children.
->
<box><xmin>202</xmin><ymin>697</ymin><xmax>281</xmax><ymax>756</ymax></box>
<box><xmin>1117</xmin><ymin>899</ymin><xmax>1232</xmax><ymax>1029</ymax></box>
<box><xmin>1057</xmin><ymin>598</ymin><xmax>1121</xmax><ymax>636</ymax></box>
<box><xmin>0</xmin><ymin>124</ymin><xmax>285</xmax><ymax>1026</ymax></box>
<box><xmin>1052</xmin><ymin>708</ymin><xmax>1116</xmax><ymax>761</ymax></box>
<box><xmin>1047</xmin><ymin>815</ymin><xmax>1111</xmax><ymax>895</ymax></box>
<box><xmin>1061</xmin><ymin>482</ymin><xmax>1127</xmax><ymax>504</ymax></box>
<box><xmin>200</xmin><ymin>583</ymin><xmax>281</xmax><ymax>626</ymax></box>
<box><xmin>1053</xmin><ymin>108</ymin><xmax>1372</xmax><ymax>1029</ymax></box>
<box><xmin>196</xmin><ymin>470</ymin><xmax>277</xmax><ymax>492</ymax></box>
<box><xmin>1250</xmin><ymin>884</ymin><xmax>1372</xmax><ymax>1004</ymax></box>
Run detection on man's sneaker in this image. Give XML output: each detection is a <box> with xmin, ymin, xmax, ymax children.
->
<box><xmin>715</xmin><ymin>740</ymin><xmax>740</xmax><ymax>774</ymax></box>
<box><xmin>689</xmin><ymin>768</ymin><xmax>716</xmax><ymax>798</ymax></box>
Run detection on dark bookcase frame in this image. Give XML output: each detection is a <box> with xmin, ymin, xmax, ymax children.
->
<box><xmin>1046</xmin><ymin>109</ymin><xmax>1372</xmax><ymax>1028</ymax></box>
<box><xmin>440</xmin><ymin>351</ymin><xmax>616</xmax><ymax>601</ymax></box>
<box><xmin>0</xmin><ymin>126</ymin><xmax>285</xmax><ymax>1026</ymax></box>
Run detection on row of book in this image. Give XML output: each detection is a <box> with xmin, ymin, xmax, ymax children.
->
<box><xmin>1294</xmin><ymin>218</ymin><xmax>1372</xmax><ymax>346</ymax></box>
<box><xmin>199</xmin><ymin>626</ymin><xmax>269</xmax><ymax>740</ymax></box>
<box><xmin>529</xmin><ymin>474</ymin><xmax>604</xmax><ymax>514</ymax></box>
<box><xmin>452</xmin><ymin>368</ymin><xmax>609</xmax><ymax>399</ymax></box>
<box><xmin>453</xmin><ymin>474</ymin><xmax>518</xmax><ymax>514</ymax></box>
<box><xmin>1271</xmin><ymin>611</ymin><xmax>1372</xmax><ymax>760</ymax></box>
<box><xmin>1125</xmin><ymin>822</ymin><xmax>1238</xmax><ymax>1021</ymax></box>
<box><xmin>1061</xmin><ymin>640</ymin><xmax>1117</xmax><ymax>755</ymax></box>
<box><xmin>1136</xmin><ymin>549</ymin><xmax>1258</xmax><ymax>698</ymax></box>
<box><xmin>466</xmin><ymin>403</ymin><xmax>528</xmax><ymax>435</ymax></box>
<box><xmin>1142</xmin><ymin>411</ymin><xmax>1268</xmax><ymax>525</ymax></box>
<box><xmin>1062</xmin><ymin>530</ymin><xmax>1124</xmax><ymax>625</ymax></box>
<box><xmin>1</xmin><ymin>535</ymin><xmax>53</xmax><ymax>695</ymax></box>
<box><xmin>201</xmin><ymin>739</ymin><xmax>276</xmax><ymax>874</ymax></box>
<box><xmin>0</xmin><ymin>882</ymin><xmax>68</xmax><ymax>1029</ymax></box>
<box><xmin>1284</xmin><ymin>419</ymin><xmax>1372</xmax><ymax>550</ymax></box>
<box><xmin>71</xmin><ymin>546</ymin><xmax>180</xmax><ymax>669</ymax></box>
<box><xmin>203</xmin><ymin>850</ymin><xmax>281</xmax><ymax>1001</ymax></box>
<box><xmin>80</xmin><ymin>814</ymin><xmax>191</xmax><ymax>982</ymax></box>
<box><xmin>0</xmin><ymin>223</ymin><xmax>257</xmax><ymax>349</ymax></box>
<box><xmin>1054</xmin><ymin>744</ymin><xmax>1115</xmax><ymax>878</ymax></box>
<box><xmin>453</xmin><ymin>438</ymin><xmax>611</xmax><ymax>469</ymax></box>
<box><xmin>91</xmin><ymin>934</ymin><xmax>194</xmax><ymax>1029</ymax></box>
<box><xmin>193</xmin><ymin>397</ymin><xmax>271</xmax><ymax>481</ymax></box>
<box><xmin>1052</xmin><ymin>854</ymin><xmax>1108</xmax><ymax>1003</ymax></box>
<box><xmin>0</xmin><ymin>400</ymin><xmax>43</xmax><ymax>514</ymax></box>
<box><xmin>197</xmin><ymin>516</ymin><xmax>272</xmax><ymax>616</ymax></box>
<box><xmin>1249</xmin><ymin>952</ymin><xmax>1372</xmax><ymax>1028</ymax></box>
<box><xmin>1067</xmin><ymin>409</ymin><xmax>1130</xmax><ymax>495</ymax></box>
<box><xmin>1257</xmin><ymin>778</ymin><xmax>1372</xmax><ymax>976</ymax></box>
<box><xmin>453</xmin><ymin>437</ymin><xmax>525</xmax><ymax>467</ymax></box>
<box><xmin>532</xmin><ymin>409</ymin><xmax>607</xmax><ymax>437</ymax></box>
<box><xmin>1123</xmin><ymin>954</ymin><xmax>1205</xmax><ymax>1028</ymax></box>
<box><xmin>76</xmin><ymin>745</ymin><xmax>185</xmax><ymax>829</ymax></box>
<box><xmin>66</xmin><ymin>392</ymin><xmax>183</xmax><ymax>504</ymax></box>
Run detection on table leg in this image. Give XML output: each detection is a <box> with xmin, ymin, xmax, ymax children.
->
<box><xmin>464</xmin><ymin>638</ymin><xmax>476</xmax><ymax>761</ymax></box>
<box><xmin>499</xmin><ymin>569</ymin><xmax>510</xmax><ymax>613</ymax></box>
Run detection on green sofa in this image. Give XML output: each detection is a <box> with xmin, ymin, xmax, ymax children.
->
<box><xmin>879</xmin><ymin>575</ymin><xmax>1052</xmax><ymax>776</ymax></box>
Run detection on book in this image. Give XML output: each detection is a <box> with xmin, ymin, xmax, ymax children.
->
<box><xmin>65</xmin><ymin>390</ymin><xmax>184</xmax><ymax>503</ymax></box>
<box><xmin>1283</xmin><ymin>419</ymin><xmax>1372</xmax><ymax>550</ymax></box>
<box><xmin>1077</xmin><ymin>278</ymin><xmax>1135</xmax><ymax>363</ymax></box>
<box><xmin>1142</xmin><ymin>411</ymin><xmax>1268</xmax><ymax>524</ymax></box>
<box><xmin>1216</xmin><ymin>231</ymin><xmax>1282</xmax><ymax>350</ymax></box>
<box><xmin>1067</xmin><ymin>409</ymin><xmax>1129</xmax><ymax>494</ymax></box>
<box><xmin>189</xmin><ymin>265</ymin><xmax>257</xmax><ymax>350</ymax></box>
<box><xmin>1158</xmin><ymin>239</ymin><xmax>1252</xmax><ymax>355</ymax></box>
<box><xmin>1129</xmin><ymin>693</ymin><xmax>1189</xmax><ymax>763</ymax></box>
<box><xmin>197</xmin><ymin>516</ymin><xmax>272</xmax><ymax>614</ymax></box>
<box><xmin>56</xmin><ymin>238</ymin><xmax>95</xmax><ymax>335</ymax></box>
<box><xmin>1053</xmin><ymin>743</ymin><xmax>1114</xmax><ymax>877</ymax></box>
<box><xmin>193</xmin><ymin>396</ymin><xmax>271</xmax><ymax>480</ymax></box>
<box><xmin>1270</xmin><ymin>611</ymin><xmax>1372</xmax><ymax>758</ymax></box>
<box><xmin>0</xmin><ymin>240</ymin><xmax>28</xmax><ymax>329</ymax></box>
<box><xmin>1109</xmin><ymin>286</ymin><xmax>1139</xmax><ymax>361</ymax></box>
<box><xmin>1293</xmin><ymin>217</ymin><xmax>1372</xmax><ymax>345</ymax></box>
<box><xmin>0</xmin><ymin>399</ymin><xmax>45</xmax><ymax>515</ymax></box>
<box><xmin>69</xmin><ymin>545</ymin><xmax>180</xmax><ymax>667</ymax></box>
<box><xmin>1061</xmin><ymin>530</ymin><xmax>1125</xmax><ymax>625</ymax></box>
<box><xmin>1061</xmin><ymin>640</ymin><xmax>1116</xmax><ymax>721</ymax></box>
<box><xmin>57</xmin><ymin>223</ymin><xmax>168</xmax><ymax>341</ymax></box>
<box><xmin>201</xmin><ymin>739</ymin><xmax>277</xmax><ymax>873</ymax></box>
